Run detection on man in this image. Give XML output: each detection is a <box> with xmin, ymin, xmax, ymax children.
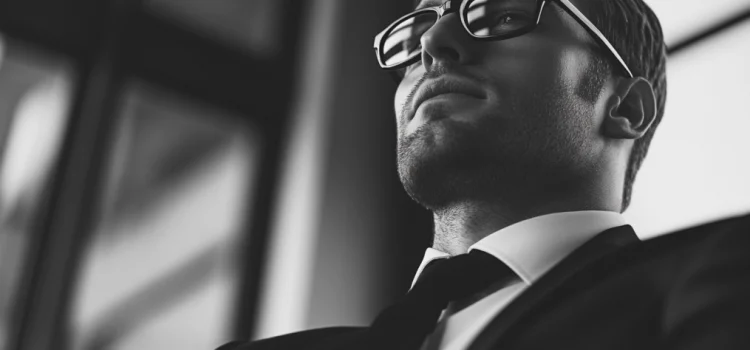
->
<box><xmin>220</xmin><ymin>0</ymin><xmax>750</xmax><ymax>349</ymax></box>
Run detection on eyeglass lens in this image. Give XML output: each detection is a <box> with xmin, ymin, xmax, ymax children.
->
<box><xmin>381</xmin><ymin>0</ymin><xmax>538</xmax><ymax>68</ymax></box>
<box><xmin>382</xmin><ymin>11</ymin><xmax>438</xmax><ymax>67</ymax></box>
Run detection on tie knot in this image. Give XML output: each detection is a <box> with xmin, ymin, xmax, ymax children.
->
<box><xmin>412</xmin><ymin>250</ymin><xmax>515</xmax><ymax>304</ymax></box>
<box><xmin>369</xmin><ymin>250</ymin><xmax>516</xmax><ymax>349</ymax></box>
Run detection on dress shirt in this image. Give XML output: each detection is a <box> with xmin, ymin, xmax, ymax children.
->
<box><xmin>411</xmin><ymin>211</ymin><xmax>632</xmax><ymax>350</ymax></box>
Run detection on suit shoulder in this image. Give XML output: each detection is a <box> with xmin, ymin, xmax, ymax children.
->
<box><xmin>578</xmin><ymin>213</ymin><xmax>750</xmax><ymax>283</ymax></box>
<box><xmin>638</xmin><ymin>212</ymin><xmax>750</xmax><ymax>257</ymax></box>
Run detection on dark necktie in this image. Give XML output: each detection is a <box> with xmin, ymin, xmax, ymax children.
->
<box><xmin>368</xmin><ymin>250</ymin><xmax>517</xmax><ymax>350</ymax></box>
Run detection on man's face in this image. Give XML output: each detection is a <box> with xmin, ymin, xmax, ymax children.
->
<box><xmin>395</xmin><ymin>0</ymin><xmax>612</xmax><ymax>210</ymax></box>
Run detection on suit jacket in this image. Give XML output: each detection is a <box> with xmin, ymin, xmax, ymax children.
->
<box><xmin>219</xmin><ymin>213</ymin><xmax>750</xmax><ymax>350</ymax></box>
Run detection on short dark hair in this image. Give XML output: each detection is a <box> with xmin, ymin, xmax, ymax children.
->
<box><xmin>586</xmin><ymin>0</ymin><xmax>668</xmax><ymax>212</ymax></box>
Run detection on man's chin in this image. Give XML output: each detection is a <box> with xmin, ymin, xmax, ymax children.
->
<box><xmin>397</xmin><ymin>123</ymin><xmax>482</xmax><ymax>210</ymax></box>
<box><xmin>397</xmin><ymin>160</ymin><xmax>451</xmax><ymax>211</ymax></box>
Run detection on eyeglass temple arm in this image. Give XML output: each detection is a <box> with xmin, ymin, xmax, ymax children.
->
<box><xmin>557</xmin><ymin>0</ymin><xmax>634</xmax><ymax>78</ymax></box>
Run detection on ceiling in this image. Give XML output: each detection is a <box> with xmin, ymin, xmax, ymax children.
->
<box><xmin>645</xmin><ymin>0</ymin><xmax>750</xmax><ymax>45</ymax></box>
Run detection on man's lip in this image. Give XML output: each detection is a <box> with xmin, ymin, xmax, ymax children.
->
<box><xmin>410</xmin><ymin>78</ymin><xmax>486</xmax><ymax>120</ymax></box>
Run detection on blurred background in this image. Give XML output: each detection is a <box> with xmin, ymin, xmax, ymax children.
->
<box><xmin>0</xmin><ymin>0</ymin><xmax>748</xmax><ymax>349</ymax></box>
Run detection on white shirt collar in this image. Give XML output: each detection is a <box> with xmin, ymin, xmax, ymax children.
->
<box><xmin>411</xmin><ymin>210</ymin><xmax>630</xmax><ymax>288</ymax></box>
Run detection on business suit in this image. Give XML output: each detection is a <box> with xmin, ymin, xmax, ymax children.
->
<box><xmin>219</xmin><ymin>213</ymin><xmax>750</xmax><ymax>349</ymax></box>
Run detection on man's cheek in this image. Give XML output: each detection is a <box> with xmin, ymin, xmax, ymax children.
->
<box><xmin>394</xmin><ymin>83</ymin><xmax>413</xmax><ymax>119</ymax></box>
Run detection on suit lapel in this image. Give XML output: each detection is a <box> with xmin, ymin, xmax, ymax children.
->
<box><xmin>467</xmin><ymin>225</ymin><xmax>640</xmax><ymax>350</ymax></box>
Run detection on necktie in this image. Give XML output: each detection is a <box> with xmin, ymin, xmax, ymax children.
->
<box><xmin>368</xmin><ymin>250</ymin><xmax>517</xmax><ymax>349</ymax></box>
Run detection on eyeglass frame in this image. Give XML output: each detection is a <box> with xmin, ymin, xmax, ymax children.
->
<box><xmin>373</xmin><ymin>0</ymin><xmax>634</xmax><ymax>78</ymax></box>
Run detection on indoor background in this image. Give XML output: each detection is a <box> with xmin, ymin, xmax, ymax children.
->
<box><xmin>0</xmin><ymin>0</ymin><xmax>748</xmax><ymax>349</ymax></box>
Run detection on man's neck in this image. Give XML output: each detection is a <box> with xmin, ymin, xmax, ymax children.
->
<box><xmin>431</xmin><ymin>192</ymin><xmax>620</xmax><ymax>255</ymax></box>
<box><xmin>432</xmin><ymin>202</ymin><xmax>512</xmax><ymax>255</ymax></box>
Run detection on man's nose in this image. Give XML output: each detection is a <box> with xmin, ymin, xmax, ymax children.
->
<box><xmin>420</xmin><ymin>13</ymin><xmax>476</xmax><ymax>71</ymax></box>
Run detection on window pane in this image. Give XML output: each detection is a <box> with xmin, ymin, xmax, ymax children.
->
<box><xmin>646</xmin><ymin>0</ymin><xmax>750</xmax><ymax>45</ymax></box>
<box><xmin>68</xmin><ymin>81</ymin><xmax>260</xmax><ymax>350</ymax></box>
<box><xmin>146</xmin><ymin>0</ymin><xmax>282</xmax><ymax>58</ymax></box>
<box><xmin>0</xmin><ymin>36</ymin><xmax>74</xmax><ymax>350</ymax></box>
<box><xmin>626</xmin><ymin>20</ymin><xmax>750</xmax><ymax>237</ymax></box>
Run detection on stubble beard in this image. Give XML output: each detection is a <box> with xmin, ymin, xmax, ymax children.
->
<box><xmin>397</xmin><ymin>116</ymin><xmax>516</xmax><ymax>212</ymax></box>
<box><xmin>396</xmin><ymin>88</ymin><xmax>595</xmax><ymax>212</ymax></box>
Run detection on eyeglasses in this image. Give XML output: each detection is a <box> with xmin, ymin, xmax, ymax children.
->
<box><xmin>373</xmin><ymin>0</ymin><xmax>633</xmax><ymax>78</ymax></box>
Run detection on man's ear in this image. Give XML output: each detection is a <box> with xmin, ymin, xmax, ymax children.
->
<box><xmin>603</xmin><ymin>77</ymin><xmax>657</xmax><ymax>140</ymax></box>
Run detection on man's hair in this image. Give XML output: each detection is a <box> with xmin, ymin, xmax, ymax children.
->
<box><xmin>586</xmin><ymin>0</ymin><xmax>668</xmax><ymax>212</ymax></box>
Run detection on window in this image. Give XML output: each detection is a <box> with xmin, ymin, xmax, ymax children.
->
<box><xmin>0</xmin><ymin>0</ymin><xmax>304</xmax><ymax>349</ymax></box>
<box><xmin>0</xmin><ymin>36</ymin><xmax>74</xmax><ymax>350</ymax></box>
<box><xmin>68</xmin><ymin>81</ymin><xmax>259</xmax><ymax>349</ymax></box>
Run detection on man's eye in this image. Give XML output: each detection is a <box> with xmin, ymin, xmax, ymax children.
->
<box><xmin>489</xmin><ymin>12</ymin><xmax>532</xmax><ymax>29</ymax></box>
<box><xmin>496</xmin><ymin>15</ymin><xmax>515</xmax><ymax>24</ymax></box>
